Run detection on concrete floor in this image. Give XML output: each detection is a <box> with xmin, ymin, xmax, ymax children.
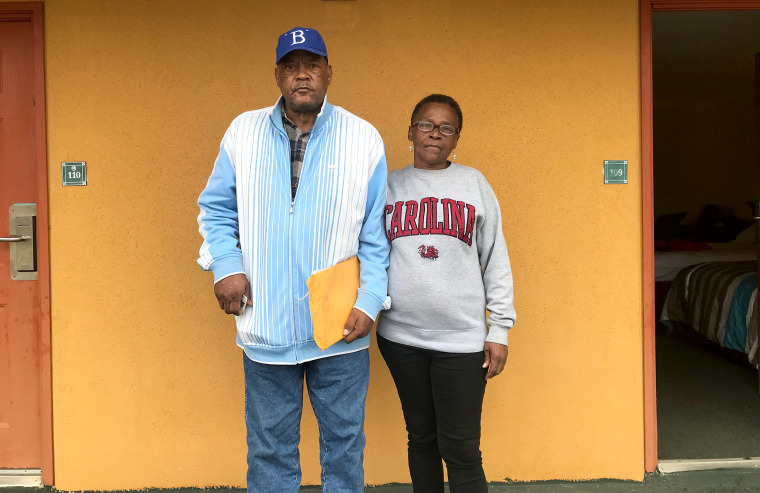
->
<box><xmin>6</xmin><ymin>470</ymin><xmax>760</xmax><ymax>493</ymax></box>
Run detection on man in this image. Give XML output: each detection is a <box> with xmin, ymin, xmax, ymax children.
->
<box><xmin>197</xmin><ymin>27</ymin><xmax>389</xmax><ymax>493</ymax></box>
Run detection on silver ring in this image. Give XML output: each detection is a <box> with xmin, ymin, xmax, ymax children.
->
<box><xmin>240</xmin><ymin>294</ymin><xmax>248</xmax><ymax>304</ymax></box>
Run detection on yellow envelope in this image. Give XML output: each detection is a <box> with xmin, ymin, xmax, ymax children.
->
<box><xmin>306</xmin><ymin>256</ymin><xmax>360</xmax><ymax>350</ymax></box>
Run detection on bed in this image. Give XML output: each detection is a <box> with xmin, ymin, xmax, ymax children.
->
<box><xmin>655</xmin><ymin>241</ymin><xmax>756</xmax><ymax>282</ymax></box>
<box><xmin>660</xmin><ymin>260</ymin><xmax>758</xmax><ymax>369</ymax></box>
<box><xmin>653</xmin><ymin>226</ymin><xmax>756</xmax><ymax>322</ymax></box>
<box><xmin>654</xmin><ymin>209</ymin><xmax>755</xmax><ymax>282</ymax></box>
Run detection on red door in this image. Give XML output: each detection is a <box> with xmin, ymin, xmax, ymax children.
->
<box><xmin>0</xmin><ymin>3</ymin><xmax>52</xmax><ymax>485</ymax></box>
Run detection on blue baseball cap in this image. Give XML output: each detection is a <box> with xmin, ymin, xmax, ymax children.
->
<box><xmin>276</xmin><ymin>27</ymin><xmax>328</xmax><ymax>65</ymax></box>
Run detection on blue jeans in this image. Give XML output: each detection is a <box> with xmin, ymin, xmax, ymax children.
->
<box><xmin>243</xmin><ymin>349</ymin><xmax>370</xmax><ymax>493</ymax></box>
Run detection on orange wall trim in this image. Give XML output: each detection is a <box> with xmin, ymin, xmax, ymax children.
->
<box><xmin>640</xmin><ymin>0</ymin><xmax>656</xmax><ymax>474</ymax></box>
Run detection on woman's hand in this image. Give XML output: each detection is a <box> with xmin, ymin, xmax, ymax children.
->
<box><xmin>482</xmin><ymin>342</ymin><xmax>508</xmax><ymax>380</ymax></box>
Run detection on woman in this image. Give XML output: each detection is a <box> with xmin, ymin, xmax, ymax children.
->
<box><xmin>377</xmin><ymin>94</ymin><xmax>516</xmax><ymax>493</ymax></box>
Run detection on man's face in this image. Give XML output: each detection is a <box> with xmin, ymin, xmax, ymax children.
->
<box><xmin>275</xmin><ymin>50</ymin><xmax>332</xmax><ymax>115</ymax></box>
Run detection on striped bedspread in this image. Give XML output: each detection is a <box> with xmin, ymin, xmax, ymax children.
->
<box><xmin>660</xmin><ymin>261</ymin><xmax>758</xmax><ymax>368</ymax></box>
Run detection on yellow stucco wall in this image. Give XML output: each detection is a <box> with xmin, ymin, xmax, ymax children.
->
<box><xmin>20</xmin><ymin>0</ymin><xmax>643</xmax><ymax>488</ymax></box>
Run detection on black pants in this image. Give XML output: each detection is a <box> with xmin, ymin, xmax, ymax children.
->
<box><xmin>377</xmin><ymin>334</ymin><xmax>488</xmax><ymax>493</ymax></box>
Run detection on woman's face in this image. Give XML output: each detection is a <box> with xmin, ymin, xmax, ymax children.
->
<box><xmin>409</xmin><ymin>102</ymin><xmax>460</xmax><ymax>169</ymax></box>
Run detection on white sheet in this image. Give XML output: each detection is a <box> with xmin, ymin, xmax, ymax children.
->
<box><xmin>654</xmin><ymin>242</ymin><xmax>756</xmax><ymax>282</ymax></box>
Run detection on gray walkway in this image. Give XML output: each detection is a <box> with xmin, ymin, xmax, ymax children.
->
<box><xmin>8</xmin><ymin>469</ymin><xmax>760</xmax><ymax>493</ymax></box>
<box><xmin>366</xmin><ymin>470</ymin><xmax>760</xmax><ymax>491</ymax></box>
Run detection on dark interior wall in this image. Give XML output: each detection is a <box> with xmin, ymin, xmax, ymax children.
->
<box><xmin>653</xmin><ymin>11</ymin><xmax>760</xmax><ymax>226</ymax></box>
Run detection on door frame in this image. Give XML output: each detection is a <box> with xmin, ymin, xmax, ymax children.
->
<box><xmin>641</xmin><ymin>0</ymin><xmax>760</xmax><ymax>473</ymax></box>
<box><xmin>0</xmin><ymin>1</ymin><xmax>52</xmax><ymax>485</ymax></box>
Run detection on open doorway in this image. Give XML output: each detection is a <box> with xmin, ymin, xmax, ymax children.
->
<box><xmin>651</xmin><ymin>9</ymin><xmax>760</xmax><ymax>462</ymax></box>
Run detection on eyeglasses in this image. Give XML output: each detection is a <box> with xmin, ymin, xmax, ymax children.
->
<box><xmin>412</xmin><ymin>121</ymin><xmax>459</xmax><ymax>136</ymax></box>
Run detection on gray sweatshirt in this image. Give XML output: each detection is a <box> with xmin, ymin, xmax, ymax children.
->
<box><xmin>377</xmin><ymin>163</ymin><xmax>516</xmax><ymax>353</ymax></box>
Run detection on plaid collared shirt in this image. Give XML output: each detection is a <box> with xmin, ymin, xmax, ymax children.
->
<box><xmin>282</xmin><ymin>114</ymin><xmax>310</xmax><ymax>200</ymax></box>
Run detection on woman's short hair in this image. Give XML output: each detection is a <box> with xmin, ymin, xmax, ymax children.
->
<box><xmin>410</xmin><ymin>94</ymin><xmax>463</xmax><ymax>132</ymax></box>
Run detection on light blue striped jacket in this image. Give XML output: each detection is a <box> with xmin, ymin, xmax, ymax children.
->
<box><xmin>197</xmin><ymin>97</ymin><xmax>390</xmax><ymax>364</ymax></box>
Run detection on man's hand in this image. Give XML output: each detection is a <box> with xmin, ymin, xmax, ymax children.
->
<box><xmin>483</xmin><ymin>342</ymin><xmax>508</xmax><ymax>380</ymax></box>
<box><xmin>342</xmin><ymin>308</ymin><xmax>374</xmax><ymax>343</ymax></box>
<box><xmin>214</xmin><ymin>273</ymin><xmax>252</xmax><ymax>315</ymax></box>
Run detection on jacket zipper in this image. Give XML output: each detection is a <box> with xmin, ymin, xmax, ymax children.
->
<box><xmin>286</xmin><ymin>121</ymin><xmax>312</xmax><ymax>357</ymax></box>
<box><xmin>288</xmin><ymin>152</ymin><xmax>297</xmax><ymax>355</ymax></box>
<box><xmin>288</xmin><ymin>139</ymin><xmax>305</xmax><ymax>354</ymax></box>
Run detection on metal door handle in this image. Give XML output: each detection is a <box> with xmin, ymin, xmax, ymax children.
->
<box><xmin>7</xmin><ymin>204</ymin><xmax>37</xmax><ymax>280</ymax></box>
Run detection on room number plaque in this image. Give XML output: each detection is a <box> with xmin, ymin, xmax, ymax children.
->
<box><xmin>604</xmin><ymin>160</ymin><xmax>627</xmax><ymax>184</ymax></box>
<box><xmin>62</xmin><ymin>162</ymin><xmax>87</xmax><ymax>186</ymax></box>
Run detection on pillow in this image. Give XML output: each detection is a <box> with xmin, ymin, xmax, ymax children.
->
<box><xmin>654</xmin><ymin>212</ymin><xmax>687</xmax><ymax>240</ymax></box>
<box><xmin>735</xmin><ymin>225</ymin><xmax>756</xmax><ymax>243</ymax></box>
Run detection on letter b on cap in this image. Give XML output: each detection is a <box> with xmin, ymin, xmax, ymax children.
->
<box><xmin>290</xmin><ymin>30</ymin><xmax>306</xmax><ymax>46</ymax></box>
